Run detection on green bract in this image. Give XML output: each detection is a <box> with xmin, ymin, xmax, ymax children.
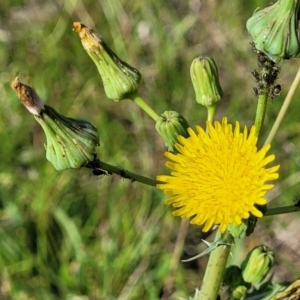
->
<box><xmin>241</xmin><ymin>245</ymin><xmax>274</xmax><ymax>284</ymax></box>
<box><xmin>155</xmin><ymin>111</ymin><xmax>189</xmax><ymax>152</ymax></box>
<box><xmin>35</xmin><ymin>106</ymin><xmax>99</xmax><ymax>170</ymax></box>
<box><xmin>73</xmin><ymin>22</ymin><xmax>141</xmax><ymax>101</ymax></box>
<box><xmin>227</xmin><ymin>213</ymin><xmax>261</xmax><ymax>238</ymax></box>
<box><xmin>247</xmin><ymin>0</ymin><xmax>300</xmax><ymax>63</ymax></box>
<box><xmin>190</xmin><ymin>56</ymin><xmax>223</xmax><ymax>107</ymax></box>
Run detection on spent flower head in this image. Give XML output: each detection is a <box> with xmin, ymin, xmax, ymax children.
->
<box><xmin>247</xmin><ymin>0</ymin><xmax>300</xmax><ymax>63</ymax></box>
<box><xmin>157</xmin><ymin>118</ymin><xmax>279</xmax><ymax>233</ymax></box>
<box><xmin>11</xmin><ymin>78</ymin><xmax>99</xmax><ymax>170</ymax></box>
<box><xmin>11</xmin><ymin>77</ymin><xmax>45</xmax><ymax>115</ymax></box>
<box><xmin>73</xmin><ymin>22</ymin><xmax>141</xmax><ymax>101</ymax></box>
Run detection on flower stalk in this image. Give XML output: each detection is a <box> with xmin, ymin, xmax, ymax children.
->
<box><xmin>252</xmin><ymin>52</ymin><xmax>281</xmax><ymax>138</ymax></box>
<box><xmin>84</xmin><ymin>156</ymin><xmax>160</xmax><ymax>186</ymax></box>
<box><xmin>131</xmin><ymin>92</ymin><xmax>160</xmax><ymax>121</ymax></box>
<box><xmin>197</xmin><ymin>232</ymin><xmax>233</xmax><ymax>300</ymax></box>
<box><xmin>254</xmin><ymin>92</ymin><xmax>269</xmax><ymax>138</ymax></box>
<box><xmin>265</xmin><ymin>205</ymin><xmax>300</xmax><ymax>216</ymax></box>
<box><xmin>206</xmin><ymin>104</ymin><xmax>216</xmax><ymax>123</ymax></box>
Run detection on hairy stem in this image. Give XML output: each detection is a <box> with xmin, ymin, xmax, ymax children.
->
<box><xmin>197</xmin><ymin>231</ymin><xmax>233</xmax><ymax>300</ymax></box>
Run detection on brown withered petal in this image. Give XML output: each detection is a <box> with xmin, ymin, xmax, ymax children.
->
<box><xmin>11</xmin><ymin>77</ymin><xmax>45</xmax><ymax>115</ymax></box>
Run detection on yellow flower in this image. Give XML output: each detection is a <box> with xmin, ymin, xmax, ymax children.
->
<box><xmin>157</xmin><ymin>118</ymin><xmax>279</xmax><ymax>233</ymax></box>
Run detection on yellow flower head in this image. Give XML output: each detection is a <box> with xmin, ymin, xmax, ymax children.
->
<box><xmin>157</xmin><ymin>118</ymin><xmax>279</xmax><ymax>233</ymax></box>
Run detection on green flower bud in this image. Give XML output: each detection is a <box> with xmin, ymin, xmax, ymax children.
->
<box><xmin>232</xmin><ymin>285</ymin><xmax>248</xmax><ymax>299</ymax></box>
<box><xmin>73</xmin><ymin>22</ymin><xmax>141</xmax><ymax>101</ymax></box>
<box><xmin>246</xmin><ymin>0</ymin><xmax>300</xmax><ymax>63</ymax></box>
<box><xmin>190</xmin><ymin>56</ymin><xmax>223</xmax><ymax>107</ymax></box>
<box><xmin>241</xmin><ymin>245</ymin><xmax>274</xmax><ymax>284</ymax></box>
<box><xmin>155</xmin><ymin>111</ymin><xmax>190</xmax><ymax>152</ymax></box>
<box><xmin>11</xmin><ymin>78</ymin><xmax>99</xmax><ymax>170</ymax></box>
<box><xmin>223</xmin><ymin>266</ymin><xmax>245</xmax><ymax>289</ymax></box>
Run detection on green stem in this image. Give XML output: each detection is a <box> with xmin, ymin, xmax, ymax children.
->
<box><xmin>254</xmin><ymin>92</ymin><xmax>269</xmax><ymax>138</ymax></box>
<box><xmin>264</xmin><ymin>205</ymin><xmax>300</xmax><ymax>216</ymax></box>
<box><xmin>131</xmin><ymin>93</ymin><xmax>160</xmax><ymax>121</ymax></box>
<box><xmin>205</xmin><ymin>104</ymin><xmax>216</xmax><ymax>133</ymax></box>
<box><xmin>97</xmin><ymin>160</ymin><xmax>160</xmax><ymax>187</ymax></box>
<box><xmin>207</xmin><ymin>105</ymin><xmax>216</xmax><ymax>123</ymax></box>
<box><xmin>264</xmin><ymin>66</ymin><xmax>300</xmax><ymax>145</ymax></box>
<box><xmin>197</xmin><ymin>231</ymin><xmax>233</xmax><ymax>300</ymax></box>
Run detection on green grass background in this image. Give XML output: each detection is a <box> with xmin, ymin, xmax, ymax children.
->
<box><xmin>1</xmin><ymin>0</ymin><xmax>300</xmax><ymax>299</ymax></box>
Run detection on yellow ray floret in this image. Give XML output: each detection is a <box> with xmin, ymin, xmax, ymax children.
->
<box><xmin>157</xmin><ymin>118</ymin><xmax>279</xmax><ymax>233</ymax></box>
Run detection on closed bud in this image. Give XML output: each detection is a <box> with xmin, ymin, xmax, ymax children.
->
<box><xmin>155</xmin><ymin>111</ymin><xmax>189</xmax><ymax>152</ymax></box>
<box><xmin>73</xmin><ymin>22</ymin><xmax>141</xmax><ymax>101</ymax></box>
<box><xmin>190</xmin><ymin>56</ymin><xmax>223</xmax><ymax>107</ymax></box>
<box><xmin>11</xmin><ymin>78</ymin><xmax>99</xmax><ymax>170</ymax></box>
<box><xmin>232</xmin><ymin>285</ymin><xmax>248</xmax><ymax>299</ymax></box>
<box><xmin>241</xmin><ymin>245</ymin><xmax>274</xmax><ymax>284</ymax></box>
<box><xmin>247</xmin><ymin>0</ymin><xmax>300</xmax><ymax>63</ymax></box>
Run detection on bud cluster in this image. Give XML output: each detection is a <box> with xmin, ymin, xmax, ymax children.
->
<box><xmin>223</xmin><ymin>245</ymin><xmax>275</xmax><ymax>299</ymax></box>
